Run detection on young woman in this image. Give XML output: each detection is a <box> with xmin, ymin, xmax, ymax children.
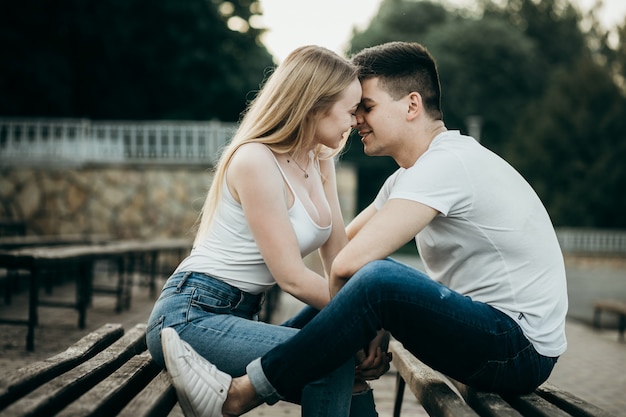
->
<box><xmin>146</xmin><ymin>45</ymin><xmax>377</xmax><ymax>417</ymax></box>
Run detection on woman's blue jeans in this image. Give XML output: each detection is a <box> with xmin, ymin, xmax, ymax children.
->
<box><xmin>254</xmin><ymin>258</ymin><xmax>558</xmax><ymax>402</ymax></box>
<box><xmin>145</xmin><ymin>271</ymin><xmax>356</xmax><ymax>416</ymax></box>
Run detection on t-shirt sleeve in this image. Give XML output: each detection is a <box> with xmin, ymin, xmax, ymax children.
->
<box><xmin>389</xmin><ymin>149</ymin><xmax>472</xmax><ymax>216</ymax></box>
<box><xmin>373</xmin><ymin>168</ymin><xmax>404</xmax><ymax>210</ymax></box>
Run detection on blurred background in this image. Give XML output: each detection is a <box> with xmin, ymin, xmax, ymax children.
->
<box><xmin>1</xmin><ymin>0</ymin><xmax>625</xmax><ymax>324</ymax></box>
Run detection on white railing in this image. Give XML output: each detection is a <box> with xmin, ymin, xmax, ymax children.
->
<box><xmin>0</xmin><ymin>118</ymin><xmax>237</xmax><ymax>166</ymax></box>
<box><xmin>557</xmin><ymin>228</ymin><xmax>626</xmax><ymax>254</ymax></box>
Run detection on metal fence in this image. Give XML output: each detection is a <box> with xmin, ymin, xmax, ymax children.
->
<box><xmin>0</xmin><ymin>117</ymin><xmax>237</xmax><ymax>166</ymax></box>
<box><xmin>557</xmin><ymin>228</ymin><xmax>626</xmax><ymax>255</ymax></box>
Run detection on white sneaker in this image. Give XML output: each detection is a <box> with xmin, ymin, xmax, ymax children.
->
<box><xmin>161</xmin><ymin>327</ymin><xmax>232</xmax><ymax>417</ymax></box>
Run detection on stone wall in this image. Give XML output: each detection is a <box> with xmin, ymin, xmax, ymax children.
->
<box><xmin>0</xmin><ymin>163</ymin><xmax>356</xmax><ymax>239</ymax></box>
<box><xmin>1</xmin><ymin>165</ymin><xmax>213</xmax><ymax>239</ymax></box>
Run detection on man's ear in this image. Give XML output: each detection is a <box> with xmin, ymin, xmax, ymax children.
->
<box><xmin>406</xmin><ymin>92</ymin><xmax>422</xmax><ymax>121</ymax></box>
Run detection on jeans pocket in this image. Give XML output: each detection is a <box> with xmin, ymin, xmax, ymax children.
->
<box><xmin>190</xmin><ymin>287</ymin><xmax>233</xmax><ymax>314</ymax></box>
<box><xmin>147</xmin><ymin>314</ymin><xmax>164</xmax><ymax>335</ymax></box>
<box><xmin>146</xmin><ymin>315</ymin><xmax>165</xmax><ymax>368</ymax></box>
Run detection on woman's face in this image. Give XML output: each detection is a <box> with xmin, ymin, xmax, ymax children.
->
<box><xmin>314</xmin><ymin>78</ymin><xmax>362</xmax><ymax>149</ymax></box>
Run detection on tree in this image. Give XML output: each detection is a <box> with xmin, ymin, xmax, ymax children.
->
<box><xmin>422</xmin><ymin>17</ymin><xmax>541</xmax><ymax>155</ymax></box>
<box><xmin>506</xmin><ymin>58</ymin><xmax>626</xmax><ymax>227</ymax></box>
<box><xmin>482</xmin><ymin>0</ymin><xmax>588</xmax><ymax>71</ymax></box>
<box><xmin>0</xmin><ymin>0</ymin><xmax>274</xmax><ymax>121</ymax></box>
<box><xmin>614</xmin><ymin>19</ymin><xmax>626</xmax><ymax>92</ymax></box>
<box><xmin>493</xmin><ymin>0</ymin><xmax>626</xmax><ymax>228</ymax></box>
<box><xmin>348</xmin><ymin>0</ymin><xmax>449</xmax><ymax>55</ymax></box>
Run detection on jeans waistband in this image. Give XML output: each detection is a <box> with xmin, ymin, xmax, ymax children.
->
<box><xmin>167</xmin><ymin>271</ymin><xmax>265</xmax><ymax>317</ymax></box>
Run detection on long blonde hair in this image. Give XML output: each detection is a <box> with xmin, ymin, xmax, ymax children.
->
<box><xmin>194</xmin><ymin>45</ymin><xmax>359</xmax><ymax>245</ymax></box>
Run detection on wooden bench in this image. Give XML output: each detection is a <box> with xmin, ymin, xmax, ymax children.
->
<box><xmin>389</xmin><ymin>340</ymin><xmax>616</xmax><ymax>417</ymax></box>
<box><xmin>0</xmin><ymin>235</ymin><xmax>110</xmax><ymax>305</ymax></box>
<box><xmin>0</xmin><ymin>323</ymin><xmax>178</xmax><ymax>417</ymax></box>
<box><xmin>0</xmin><ymin>234</ymin><xmax>110</xmax><ymax>251</ymax></box>
<box><xmin>592</xmin><ymin>299</ymin><xmax>626</xmax><ymax>342</ymax></box>
<box><xmin>0</xmin><ymin>238</ymin><xmax>190</xmax><ymax>351</ymax></box>
<box><xmin>0</xmin><ymin>220</ymin><xmax>26</xmax><ymax>237</ymax></box>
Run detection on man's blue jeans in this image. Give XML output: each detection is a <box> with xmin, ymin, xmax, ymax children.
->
<box><xmin>251</xmin><ymin>258</ymin><xmax>558</xmax><ymax>403</ymax></box>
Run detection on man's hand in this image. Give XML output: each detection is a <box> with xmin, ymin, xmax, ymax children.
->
<box><xmin>355</xmin><ymin>330</ymin><xmax>392</xmax><ymax>380</ymax></box>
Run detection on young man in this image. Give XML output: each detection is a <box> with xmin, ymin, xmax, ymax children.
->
<box><xmin>161</xmin><ymin>41</ymin><xmax>568</xmax><ymax>417</ymax></box>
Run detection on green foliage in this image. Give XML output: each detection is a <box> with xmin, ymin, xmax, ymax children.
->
<box><xmin>348</xmin><ymin>0</ymin><xmax>449</xmax><ymax>54</ymax></box>
<box><xmin>507</xmin><ymin>59</ymin><xmax>626</xmax><ymax>227</ymax></box>
<box><xmin>0</xmin><ymin>0</ymin><xmax>274</xmax><ymax>121</ymax></box>
<box><xmin>482</xmin><ymin>0</ymin><xmax>589</xmax><ymax>70</ymax></box>
<box><xmin>422</xmin><ymin>17</ymin><xmax>541</xmax><ymax>155</ymax></box>
<box><xmin>616</xmin><ymin>23</ymin><xmax>626</xmax><ymax>89</ymax></box>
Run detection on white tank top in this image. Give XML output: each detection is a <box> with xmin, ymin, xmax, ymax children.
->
<box><xmin>175</xmin><ymin>153</ymin><xmax>332</xmax><ymax>294</ymax></box>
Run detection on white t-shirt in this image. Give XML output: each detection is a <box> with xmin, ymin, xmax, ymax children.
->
<box><xmin>374</xmin><ymin>130</ymin><xmax>567</xmax><ymax>357</ymax></box>
<box><xmin>176</xmin><ymin>154</ymin><xmax>332</xmax><ymax>295</ymax></box>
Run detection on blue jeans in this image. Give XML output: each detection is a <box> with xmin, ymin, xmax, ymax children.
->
<box><xmin>254</xmin><ymin>258</ymin><xmax>558</xmax><ymax>402</ymax></box>
<box><xmin>145</xmin><ymin>271</ymin><xmax>358</xmax><ymax>416</ymax></box>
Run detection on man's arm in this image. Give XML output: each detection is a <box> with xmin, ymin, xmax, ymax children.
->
<box><xmin>345</xmin><ymin>203</ymin><xmax>378</xmax><ymax>240</ymax></box>
<box><xmin>330</xmin><ymin>198</ymin><xmax>438</xmax><ymax>296</ymax></box>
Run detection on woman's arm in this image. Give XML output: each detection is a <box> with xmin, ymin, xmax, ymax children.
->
<box><xmin>345</xmin><ymin>203</ymin><xmax>378</xmax><ymax>240</ymax></box>
<box><xmin>228</xmin><ymin>143</ymin><xmax>331</xmax><ymax>310</ymax></box>
<box><xmin>317</xmin><ymin>157</ymin><xmax>348</xmax><ymax>279</ymax></box>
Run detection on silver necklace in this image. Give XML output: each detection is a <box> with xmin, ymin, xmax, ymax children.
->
<box><xmin>287</xmin><ymin>153</ymin><xmax>310</xmax><ymax>178</ymax></box>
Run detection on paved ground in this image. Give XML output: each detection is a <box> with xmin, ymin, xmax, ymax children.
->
<box><xmin>1</xmin><ymin>254</ymin><xmax>625</xmax><ymax>416</ymax></box>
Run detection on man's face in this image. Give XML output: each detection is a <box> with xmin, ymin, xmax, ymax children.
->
<box><xmin>355</xmin><ymin>77</ymin><xmax>408</xmax><ymax>157</ymax></box>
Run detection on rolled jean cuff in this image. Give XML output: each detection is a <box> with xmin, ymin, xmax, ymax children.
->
<box><xmin>246</xmin><ymin>358</ymin><xmax>283</xmax><ymax>405</ymax></box>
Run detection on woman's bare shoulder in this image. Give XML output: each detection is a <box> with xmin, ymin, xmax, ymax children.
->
<box><xmin>230</xmin><ymin>143</ymin><xmax>276</xmax><ymax>173</ymax></box>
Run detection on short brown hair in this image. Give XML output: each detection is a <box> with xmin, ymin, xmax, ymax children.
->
<box><xmin>352</xmin><ymin>41</ymin><xmax>443</xmax><ymax>120</ymax></box>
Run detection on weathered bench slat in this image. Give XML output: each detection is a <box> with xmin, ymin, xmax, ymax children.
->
<box><xmin>505</xmin><ymin>393</ymin><xmax>575</xmax><ymax>417</ymax></box>
<box><xmin>56</xmin><ymin>352</ymin><xmax>160</xmax><ymax>417</ymax></box>
<box><xmin>536</xmin><ymin>383</ymin><xmax>616</xmax><ymax>417</ymax></box>
<box><xmin>0</xmin><ymin>324</ymin><xmax>147</xmax><ymax>417</ymax></box>
<box><xmin>118</xmin><ymin>370</ymin><xmax>177</xmax><ymax>417</ymax></box>
<box><xmin>390</xmin><ymin>340</ymin><xmax>616</xmax><ymax>417</ymax></box>
<box><xmin>0</xmin><ymin>323</ymin><xmax>124</xmax><ymax>410</ymax></box>
<box><xmin>451</xmin><ymin>381</ymin><xmax>524</xmax><ymax>417</ymax></box>
<box><xmin>390</xmin><ymin>341</ymin><xmax>480</xmax><ymax>417</ymax></box>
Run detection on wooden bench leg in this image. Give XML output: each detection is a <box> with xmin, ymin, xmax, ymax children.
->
<box><xmin>4</xmin><ymin>269</ymin><xmax>18</xmax><ymax>305</ymax></box>
<box><xmin>124</xmin><ymin>254</ymin><xmax>135</xmax><ymax>310</ymax></box>
<box><xmin>26</xmin><ymin>266</ymin><xmax>40</xmax><ymax>351</ymax></box>
<box><xmin>592</xmin><ymin>307</ymin><xmax>602</xmax><ymax>328</ymax></box>
<box><xmin>148</xmin><ymin>251</ymin><xmax>158</xmax><ymax>299</ymax></box>
<box><xmin>116</xmin><ymin>257</ymin><xmax>126</xmax><ymax>313</ymax></box>
<box><xmin>76</xmin><ymin>261</ymin><xmax>92</xmax><ymax>329</ymax></box>
<box><xmin>393</xmin><ymin>372</ymin><xmax>406</xmax><ymax>417</ymax></box>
